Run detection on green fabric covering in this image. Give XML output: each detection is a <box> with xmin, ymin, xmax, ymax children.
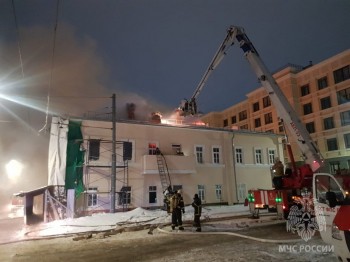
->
<box><xmin>66</xmin><ymin>120</ymin><xmax>85</xmax><ymax>197</ymax></box>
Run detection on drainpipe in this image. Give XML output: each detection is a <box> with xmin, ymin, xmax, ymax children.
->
<box><xmin>231</xmin><ymin>131</ymin><xmax>239</xmax><ymax>204</ymax></box>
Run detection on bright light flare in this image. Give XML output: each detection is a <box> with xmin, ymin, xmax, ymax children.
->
<box><xmin>0</xmin><ymin>93</ymin><xmax>45</xmax><ymax>112</ymax></box>
<box><xmin>6</xmin><ymin>159</ymin><xmax>23</xmax><ymax>180</ymax></box>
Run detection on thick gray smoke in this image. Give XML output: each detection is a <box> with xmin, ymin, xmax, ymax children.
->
<box><xmin>0</xmin><ymin>24</ymin><xmax>171</xmax><ymax>213</ymax></box>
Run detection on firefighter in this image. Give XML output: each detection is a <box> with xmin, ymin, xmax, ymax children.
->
<box><xmin>272</xmin><ymin>159</ymin><xmax>284</xmax><ymax>189</ymax></box>
<box><xmin>170</xmin><ymin>190</ymin><xmax>185</xmax><ymax>230</ymax></box>
<box><xmin>192</xmin><ymin>194</ymin><xmax>202</xmax><ymax>232</ymax></box>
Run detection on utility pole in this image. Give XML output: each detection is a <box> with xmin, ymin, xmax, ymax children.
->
<box><xmin>110</xmin><ymin>94</ymin><xmax>117</xmax><ymax>213</ymax></box>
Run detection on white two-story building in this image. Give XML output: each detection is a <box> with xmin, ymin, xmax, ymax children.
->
<box><xmin>48</xmin><ymin>117</ymin><xmax>284</xmax><ymax>216</ymax></box>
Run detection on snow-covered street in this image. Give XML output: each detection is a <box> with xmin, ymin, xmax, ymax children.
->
<box><xmin>0</xmin><ymin>205</ymin><xmax>339</xmax><ymax>261</ymax></box>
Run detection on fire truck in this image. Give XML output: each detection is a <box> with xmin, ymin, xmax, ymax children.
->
<box><xmin>181</xmin><ymin>25</ymin><xmax>350</xmax><ymax>261</ymax></box>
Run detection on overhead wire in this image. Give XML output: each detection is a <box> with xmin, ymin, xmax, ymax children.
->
<box><xmin>39</xmin><ymin>0</ymin><xmax>61</xmax><ymax>133</ymax></box>
<box><xmin>11</xmin><ymin>0</ymin><xmax>24</xmax><ymax>78</ymax></box>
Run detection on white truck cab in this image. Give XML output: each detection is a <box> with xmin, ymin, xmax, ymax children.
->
<box><xmin>313</xmin><ymin>173</ymin><xmax>350</xmax><ymax>261</ymax></box>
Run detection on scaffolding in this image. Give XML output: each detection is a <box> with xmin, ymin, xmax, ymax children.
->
<box><xmin>82</xmin><ymin>139</ymin><xmax>131</xmax><ymax>215</ymax></box>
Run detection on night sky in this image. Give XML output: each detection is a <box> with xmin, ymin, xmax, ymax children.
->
<box><xmin>0</xmin><ymin>0</ymin><xmax>349</xmax><ymax>207</ymax></box>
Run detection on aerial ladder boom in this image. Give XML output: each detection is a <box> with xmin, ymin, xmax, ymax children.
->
<box><xmin>182</xmin><ymin>25</ymin><xmax>324</xmax><ymax>171</ymax></box>
<box><xmin>179</xmin><ymin>28</ymin><xmax>235</xmax><ymax>115</ymax></box>
<box><xmin>232</xmin><ymin>26</ymin><xmax>323</xmax><ymax>171</ymax></box>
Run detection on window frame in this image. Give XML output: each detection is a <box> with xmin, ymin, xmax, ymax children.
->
<box><xmin>215</xmin><ymin>185</ymin><xmax>222</xmax><ymax>201</ymax></box>
<box><xmin>148</xmin><ymin>142</ymin><xmax>158</xmax><ymax>155</ymax></box>
<box><xmin>300</xmin><ymin>84</ymin><xmax>310</xmax><ymax>96</ymax></box>
<box><xmin>317</xmin><ymin>76</ymin><xmax>328</xmax><ymax>90</ymax></box>
<box><xmin>253</xmin><ymin>102</ymin><xmax>260</xmax><ymax>112</ymax></box>
<box><xmin>340</xmin><ymin>110</ymin><xmax>350</xmax><ymax>126</ymax></box>
<box><xmin>326</xmin><ymin>138</ymin><xmax>338</xmax><ymax>151</ymax></box>
<box><xmin>305</xmin><ymin>122</ymin><xmax>315</xmax><ymax>134</ymax></box>
<box><xmin>148</xmin><ymin>186</ymin><xmax>157</xmax><ymax>204</ymax></box>
<box><xmin>264</xmin><ymin>112</ymin><xmax>273</xmax><ymax>124</ymax></box>
<box><xmin>337</xmin><ymin>87</ymin><xmax>350</xmax><ymax>105</ymax></box>
<box><xmin>212</xmin><ymin>146</ymin><xmax>221</xmax><ymax>164</ymax></box>
<box><xmin>323</xmin><ymin>116</ymin><xmax>335</xmax><ymax>130</ymax></box>
<box><xmin>263</xmin><ymin>96</ymin><xmax>271</xmax><ymax>108</ymax></box>
<box><xmin>235</xmin><ymin>147</ymin><xmax>243</xmax><ymax>164</ymax></box>
<box><xmin>344</xmin><ymin>133</ymin><xmax>350</xmax><ymax>149</ymax></box>
<box><xmin>267</xmin><ymin>148</ymin><xmax>276</xmax><ymax>165</ymax></box>
<box><xmin>87</xmin><ymin>187</ymin><xmax>98</xmax><ymax>207</ymax></box>
<box><xmin>303</xmin><ymin>103</ymin><xmax>313</xmax><ymax>115</ymax></box>
<box><xmin>198</xmin><ymin>185</ymin><xmax>205</xmax><ymax>201</ymax></box>
<box><xmin>254</xmin><ymin>148</ymin><xmax>263</xmax><ymax>164</ymax></box>
<box><xmin>320</xmin><ymin>96</ymin><xmax>332</xmax><ymax>110</ymax></box>
<box><xmin>333</xmin><ymin>65</ymin><xmax>350</xmax><ymax>84</ymax></box>
<box><xmin>254</xmin><ymin>117</ymin><xmax>261</xmax><ymax>128</ymax></box>
<box><xmin>195</xmin><ymin>145</ymin><xmax>204</xmax><ymax>164</ymax></box>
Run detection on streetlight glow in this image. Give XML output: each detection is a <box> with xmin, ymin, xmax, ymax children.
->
<box><xmin>6</xmin><ymin>159</ymin><xmax>23</xmax><ymax>180</ymax></box>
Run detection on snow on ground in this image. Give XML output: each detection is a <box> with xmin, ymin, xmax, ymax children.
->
<box><xmin>29</xmin><ymin>204</ymin><xmax>252</xmax><ymax>237</ymax></box>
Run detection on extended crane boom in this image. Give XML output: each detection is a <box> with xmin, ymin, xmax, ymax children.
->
<box><xmin>181</xmin><ymin>25</ymin><xmax>323</xmax><ymax>171</ymax></box>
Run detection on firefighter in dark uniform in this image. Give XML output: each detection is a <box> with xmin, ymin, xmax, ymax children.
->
<box><xmin>170</xmin><ymin>190</ymin><xmax>185</xmax><ymax>230</ymax></box>
<box><xmin>272</xmin><ymin>159</ymin><xmax>284</xmax><ymax>189</ymax></box>
<box><xmin>192</xmin><ymin>194</ymin><xmax>202</xmax><ymax>232</ymax></box>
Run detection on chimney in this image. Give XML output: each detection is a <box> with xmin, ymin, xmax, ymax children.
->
<box><xmin>126</xmin><ymin>103</ymin><xmax>136</xmax><ymax>120</ymax></box>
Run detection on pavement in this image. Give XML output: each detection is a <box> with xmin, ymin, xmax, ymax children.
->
<box><xmin>0</xmin><ymin>208</ymin><xmax>284</xmax><ymax>245</ymax></box>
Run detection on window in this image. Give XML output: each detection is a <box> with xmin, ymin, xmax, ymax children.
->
<box><xmin>300</xmin><ymin>84</ymin><xmax>310</xmax><ymax>96</ymax></box>
<box><xmin>320</xmin><ymin>96</ymin><xmax>331</xmax><ymax>110</ymax></box>
<box><xmin>278</xmin><ymin>120</ymin><xmax>284</xmax><ymax>132</ymax></box>
<box><xmin>253</xmin><ymin>102</ymin><xmax>260</xmax><ymax>112</ymax></box>
<box><xmin>123</xmin><ymin>141</ymin><xmax>133</xmax><ymax>161</ymax></box>
<box><xmin>340</xmin><ymin>110</ymin><xmax>350</xmax><ymax>126</ymax></box>
<box><xmin>344</xmin><ymin>133</ymin><xmax>350</xmax><ymax>149</ymax></box>
<box><xmin>329</xmin><ymin>162</ymin><xmax>340</xmax><ymax>175</ymax></box>
<box><xmin>172</xmin><ymin>144</ymin><xmax>183</xmax><ymax>155</ymax></box>
<box><xmin>212</xmin><ymin>147</ymin><xmax>220</xmax><ymax>164</ymax></box>
<box><xmin>118</xmin><ymin>187</ymin><xmax>131</xmax><ymax>205</ymax></box>
<box><xmin>198</xmin><ymin>185</ymin><xmax>205</xmax><ymax>201</ymax></box>
<box><xmin>149</xmin><ymin>186</ymin><xmax>157</xmax><ymax>204</ymax></box>
<box><xmin>87</xmin><ymin>187</ymin><xmax>98</xmax><ymax>207</ymax></box>
<box><xmin>231</xmin><ymin>115</ymin><xmax>237</xmax><ymax>124</ymax></box>
<box><xmin>303</xmin><ymin>103</ymin><xmax>313</xmax><ymax>115</ymax></box>
<box><xmin>315</xmin><ymin>174</ymin><xmax>343</xmax><ymax>204</ymax></box>
<box><xmin>89</xmin><ymin>140</ymin><xmax>100</xmax><ymax>160</ymax></box>
<box><xmin>148</xmin><ymin>143</ymin><xmax>158</xmax><ymax>155</ymax></box>
<box><xmin>333</xmin><ymin>65</ymin><xmax>350</xmax><ymax>84</ymax></box>
<box><xmin>195</xmin><ymin>146</ymin><xmax>204</xmax><ymax>164</ymax></box>
<box><xmin>239</xmin><ymin>110</ymin><xmax>247</xmax><ymax>121</ymax></box>
<box><xmin>263</xmin><ymin>96</ymin><xmax>271</xmax><ymax>108</ymax></box>
<box><xmin>255</xmin><ymin>148</ymin><xmax>263</xmax><ymax>164</ymax></box>
<box><xmin>223</xmin><ymin>119</ymin><xmax>228</xmax><ymax>127</ymax></box>
<box><xmin>254</xmin><ymin>118</ymin><xmax>261</xmax><ymax>128</ymax></box>
<box><xmin>317</xmin><ymin>77</ymin><xmax>328</xmax><ymax>90</ymax></box>
<box><xmin>173</xmin><ymin>185</ymin><xmax>183</xmax><ymax>193</ymax></box>
<box><xmin>240</xmin><ymin>124</ymin><xmax>248</xmax><ymax>130</ymax></box>
<box><xmin>215</xmin><ymin>185</ymin><xmax>222</xmax><ymax>201</ymax></box>
<box><xmin>268</xmin><ymin>149</ymin><xmax>276</xmax><ymax>165</ymax></box>
<box><xmin>323</xmin><ymin>117</ymin><xmax>334</xmax><ymax>130</ymax></box>
<box><xmin>326</xmin><ymin>138</ymin><xmax>338</xmax><ymax>151</ymax></box>
<box><xmin>305</xmin><ymin>122</ymin><xmax>315</xmax><ymax>134</ymax></box>
<box><xmin>235</xmin><ymin>147</ymin><xmax>243</xmax><ymax>164</ymax></box>
<box><xmin>337</xmin><ymin>87</ymin><xmax>350</xmax><ymax>105</ymax></box>
<box><xmin>264</xmin><ymin>112</ymin><xmax>273</xmax><ymax>124</ymax></box>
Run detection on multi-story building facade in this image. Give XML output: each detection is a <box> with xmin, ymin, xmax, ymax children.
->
<box><xmin>48</xmin><ymin>118</ymin><xmax>283</xmax><ymax>215</ymax></box>
<box><xmin>201</xmin><ymin>49</ymin><xmax>350</xmax><ymax>174</ymax></box>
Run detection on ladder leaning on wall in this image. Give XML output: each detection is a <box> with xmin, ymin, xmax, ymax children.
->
<box><xmin>155</xmin><ymin>148</ymin><xmax>172</xmax><ymax>192</ymax></box>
